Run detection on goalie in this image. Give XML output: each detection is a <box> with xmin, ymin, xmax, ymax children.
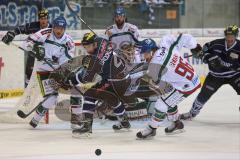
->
<box><xmin>21</xmin><ymin>16</ymin><xmax>75</xmax><ymax>128</ymax></box>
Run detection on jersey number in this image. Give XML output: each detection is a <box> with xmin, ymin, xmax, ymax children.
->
<box><xmin>175</xmin><ymin>57</ymin><xmax>194</xmax><ymax>80</ymax></box>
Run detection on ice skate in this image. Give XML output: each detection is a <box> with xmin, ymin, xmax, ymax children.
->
<box><xmin>180</xmin><ymin>112</ymin><xmax>196</xmax><ymax>120</ymax></box>
<box><xmin>136</xmin><ymin>125</ymin><xmax>156</xmax><ymax>139</ymax></box>
<box><xmin>72</xmin><ymin>113</ymin><xmax>93</xmax><ymax>138</ymax></box>
<box><xmin>112</xmin><ymin>114</ymin><xmax>131</xmax><ymax>131</ymax></box>
<box><xmin>70</xmin><ymin>113</ymin><xmax>84</xmax><ymax>129</ymax></box>
<box><xmin>29</xmin><ymin>118</ymin><xmax>39</xmax><ymax>128</ymax></box>
<box><xmin>165</xmin><ymin>120</ymin><xmax>184</xmax><ymax>135</ymax></box>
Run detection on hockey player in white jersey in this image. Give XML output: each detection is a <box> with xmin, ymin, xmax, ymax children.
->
<box><xmin>136</xmin><ymin>34</ymin><xmax>202</xmax><ymax>139</ymax></box>
<box><xmin>21</xmin><ymin>16</ymin><xmax>75</xmax><ymax>128</ymax></box>
<box><xmin>105</xmin><ymin>6</ymin><xmax>141</xmax><ymax>63</ymax></box>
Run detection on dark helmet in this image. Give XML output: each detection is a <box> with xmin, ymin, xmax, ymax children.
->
<box><xmin>224</xmin><ymin>25</ymin><xmax>239</xmax><ymax>37</ymax></box>
<box><xmin>139</xmin><ymin>38</ymin><xmax>158</xmax><ymax>54</ymax></box>
<box><xmin>81</xmin><ymin>32</ymin><xmax>97</xmax><ymax>45</ymax></box>
<box><xmin>38</xmin><ymin>8</ymin><xmax>49</xmax><ymax>18</ymax></box>
<box><xmin>114</xmin><ymin>6</ymin><xmax>126</xmax><ymax>17</ymax></box>
<box><xmin>52</xmin><ymin>16</ymin><xmax>67</xmax><ymax>29</ymax></box>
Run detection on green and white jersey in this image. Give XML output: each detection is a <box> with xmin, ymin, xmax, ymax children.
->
<box><xmin>22</xmin><ymin>28</ymin><xmax>75</xmax><ymax>72</ymax></box>
<box><xmin>149</xmin><ymin>34</ymin><xmax>201</xmax><ymax>94</ymax></box>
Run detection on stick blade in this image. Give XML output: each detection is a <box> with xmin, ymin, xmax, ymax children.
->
<box><xmin>17</xmin><ymin>110</ymin><xmax>27</xmax><ymax>118</ymax></box>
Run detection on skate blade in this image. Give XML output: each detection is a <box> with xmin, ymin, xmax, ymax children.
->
<box><xmin>165</xmin><ymin>129</ymin><xmax>185</xmax><ymax>135</ymax></box>
<box><xmin>136</xmin><ymin>136</ymin><xmax>155</xmax><ymax>140</ymax></box>
<box><xmin>71</xmin><ymin>124</ymin><xmax>84</xmax><ymax>130</ymax></box>
<box><xmin>72</xmin><ymin>132</ymin><xmax>92</xmax><ymax>139</ymax></box>
<box><xmin>181</xmin><ymin>117</ymin><xmax>194</xmax><ymax>121</ymax></box>
<box><xmin>113</xmin><ymin>128</ymin><xmax>131</xmax><ymax>133</ymax></box>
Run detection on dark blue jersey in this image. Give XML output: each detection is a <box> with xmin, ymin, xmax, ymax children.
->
<box><xmin>78</xmin><ymin>37</ymin><xmax>126</xmax><ymax>84</ymax></box>
<box><xmin>202</xmin><ymin>38</ymin><xmax>240</xmax><ymax>78</ymax></box>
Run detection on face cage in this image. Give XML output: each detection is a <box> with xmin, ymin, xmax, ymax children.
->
<box><xmin>119</xmin><ymin>44</ymin><xmax>135</xmax><ymax>63</ymax></box>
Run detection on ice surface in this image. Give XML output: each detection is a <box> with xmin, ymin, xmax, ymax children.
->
<box><xmin>0</xmin><ymin>85</ymin><xmax>239</xmax><ymax>160</ymax></box>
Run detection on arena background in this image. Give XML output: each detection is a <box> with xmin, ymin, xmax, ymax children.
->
<box><xmin>0</xmin><ymin>0</ymin><xmax>239</xmax><ymax>98</ymax></box>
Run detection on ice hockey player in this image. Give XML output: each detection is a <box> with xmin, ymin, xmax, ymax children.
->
<box><xmin>2</xmin><ymin>8</ymin><xmax>52</xmax><ymax>87</ymax></box>
<box><xmin>21</xmin><ymin>16</ymin><xmax>75</xmax><ymax>128</ymax></box>
<box><xmin>65</xmin><ymin>32</ymin><xmax>134</xmax><ymax>136</ymax></box>
<box><xmin>180</xmin><ymin>25</ymin><xmax>240</xmax><ymax>120</ymax></box>
<box><xmin>105</xmin><ymin>6</ymin><xmax>140</xmax><ymax>62</ymax></box>
<box><xmin>136</xmin><ymin>34</ymin><xmax>202</xmax><ymax>139</ymax></box>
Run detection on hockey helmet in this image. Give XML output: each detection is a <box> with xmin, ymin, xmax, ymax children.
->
<box><xmin>52</xmin><ymin>16</ymin><xmax>67</xmax><ymax>29</ymax></box>
<box><xmin>139</xmin><ymin>38</ymin><xmax>158</xmax><ymax>54</ymax></box>
<box><xmin>81</xmin><ymin>32</ymin><xmax>97</xmax><ymax>45</ymax></box>
<box><xmin>224</xmin><ymin>25</ymin><xmax>239</xmax><ymax>37</ymax></box>
<box><xmin>114</xmin><ymin>6</ymin><xmax>126</xmax><ymax>17</ymax></box>
<box><xmin>38</xmin><ymin>8</ymin><xmax>49</xmax><ymax>18</ymax></box>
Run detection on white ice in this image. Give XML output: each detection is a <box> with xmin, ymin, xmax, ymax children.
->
<box><xmin>0</xmin><ymin>85</ymin><xmax>239</xmax><ymax>160</ymax></box>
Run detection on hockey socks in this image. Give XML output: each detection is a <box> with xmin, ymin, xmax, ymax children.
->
<box><xmin>29</xmin><ymin>105</ymin><xmax>48</xmax><ymax>128</ymax></box>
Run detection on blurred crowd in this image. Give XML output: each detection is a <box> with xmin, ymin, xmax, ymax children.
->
<box><xmin>77</xmin><ymin>0</ymin><xmax>181</xmax><ymax>7</ymax></box>
<box><xmin>76</xmin><ymin>0</ymin><xmax>181</xmax><ymax>25</ymax></box>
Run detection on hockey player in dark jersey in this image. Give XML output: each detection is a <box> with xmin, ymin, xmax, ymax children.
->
<box><xmin>65</xmin><ymin>32</ymin><xmax>132</xmax><ymax>136</ymax></box>
<box><xmin>181</xmin><ymin>25</ymin><xmax>240</xmax><ymax>120</ymax></box>
<box><xmin>2</xmin><ymin>8</ymin><xmax>52</xmax><ymax>87</ymax></box>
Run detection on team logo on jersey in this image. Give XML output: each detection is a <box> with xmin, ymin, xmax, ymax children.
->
<box><xmin>229</xmin><ymin>52</ymin><xmax>239</xmax><ymax>59</ymax></box>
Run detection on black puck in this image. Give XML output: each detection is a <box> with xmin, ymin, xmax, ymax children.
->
<box><xmin>95</xmin><ymin>149</ymin><xmax>101</xmax><ymax>156</ymax></box>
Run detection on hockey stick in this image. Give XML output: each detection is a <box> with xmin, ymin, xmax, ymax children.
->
<box><xmin>16</xmin><ymin>94</ymin><xmax>52</xmax><ymax>118</ymax></box>
<box><xmin>184</xmin><ymin>54</ymin><xmax>193</xmax><ymax>58</ymax></box>
<box><xmin>65</xmin><ymin>0</ymin><xmax>97</xmax><ymax>35</ymax></box>
<box><xmin>10</xmin><ymin>43</ymin><xmax>56</xmax><ymax>70</ymax></box>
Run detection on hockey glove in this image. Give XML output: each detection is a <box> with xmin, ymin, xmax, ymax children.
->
<box><xmin>2</xmin><ymin>31</ymin><xmax>15</xmax><ymax>45</ymax></box>
<box><xmin>64</xmin><ymin>71</ymin><xmax>78</xmax><ymax>87</ymax></box>
<box><xmin>33</xmin><ymin>43</ymin><xmax>45</xmax><ymax>61</ymax></box>
<box><xmin>208</xmin><ymin>56</ymin><xmax>222</xmax><ymax>69</ymax></box>
<box><xmin>190</xmin><ymin>44</ymin><xmax>203</xmax><ymax>58</ymax></box>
